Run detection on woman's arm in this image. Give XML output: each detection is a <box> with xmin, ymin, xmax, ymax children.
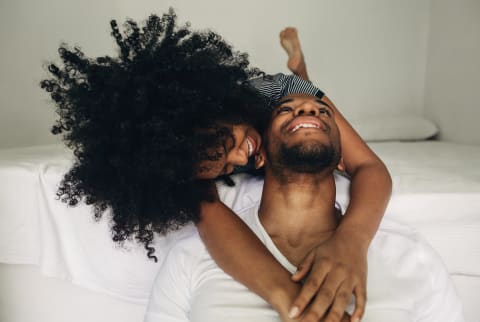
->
<box><xmin>324</xmin><ymin>94</ymin><xmax>391</xmax><ymax>248</ymax></box>
<box><xmin>197</xmin><ymin>199</ymin><xmax>301</xmax><ymax>322</ymax></box>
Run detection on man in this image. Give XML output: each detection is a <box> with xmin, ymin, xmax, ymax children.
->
<box><xmin>144</xmin><ymin>91</ymin><xmax>464</xmax><ymax>321</ymax></box>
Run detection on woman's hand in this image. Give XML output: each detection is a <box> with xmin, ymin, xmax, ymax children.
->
<box><xmin>289</xmin><ymin>229</ymin><xmax>369</xmax><ymax>322</ymax></box>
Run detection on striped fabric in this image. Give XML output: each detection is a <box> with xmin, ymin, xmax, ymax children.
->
<box><xmin>249</xmin><ymin>73</ymin><xmax>325</xmax><ymax>109</ymax></box>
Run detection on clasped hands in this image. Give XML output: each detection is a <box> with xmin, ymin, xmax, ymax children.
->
<box><xmin>284</xmin><ymin>230</ymin><xmax>368</xmax><ymax>322</ymax></box>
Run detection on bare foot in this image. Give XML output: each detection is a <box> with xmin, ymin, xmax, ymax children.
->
<box><xmin>279</xmin><ymin>27</ymin><xmax>308</xmax><ymax>80</ymax></box>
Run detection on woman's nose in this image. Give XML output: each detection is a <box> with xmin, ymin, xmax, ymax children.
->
<box><xmin>226</xmin><ymin>148</ymin><xmax>249</xmax><ymax>167</ymax></box>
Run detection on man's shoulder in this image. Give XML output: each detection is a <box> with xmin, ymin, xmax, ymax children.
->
<box><xmin>217</xmin><ymin>174</ymin><xmax>264</xmax><ymax>212</ymax></box>
<box><xmin>375</xmin><ymin>219</ymin><xmax>420</xmax><ymax>244</ymax></box>
<box><xmin>218</xmin><ymin>172</ymin><xmax>351</xmax><ymax>213</ymax></box>
<box><xmin>371</xmin><ymin>219</ymin><xmax>436</xmax><ymax>264</ymax></box>
<box><xmin>162</xmin><ymin>224</ymin><xmax>207</xmax><ymax>264</ymax></box>
<box><xmin>368</xmin><ymin>219</ymin><xmax>464</xmax><ymax>321</ymax></box>
<box><xmin>163</xmin><ymin>173</ymin><xmax>264</xmax><ymax>264</ymax></box>
<box><xmin>369</xmin><ymin>219</ymin><xmax>449</xmax><ymax>287</ymax></box>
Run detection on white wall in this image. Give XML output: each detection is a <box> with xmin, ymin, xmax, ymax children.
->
<box><xmin>0</xmin><ymin>0</ymin><xmax>431</xmax><ymax>148</ymax></box>
<box><xmin>424</xmin><ymin>0</ymin><xmax>480</xmax><ymax>145</ymax></box>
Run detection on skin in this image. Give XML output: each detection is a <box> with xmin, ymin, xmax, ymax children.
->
<box><xmin>280</xmin><ymin>27</ymin><xmax>309</xmax><ymax>81</ymax></box>
<box><xmin>197</xmin><ymin>29</ymin><xmax>392</xmax><ymax>322</ymax></box>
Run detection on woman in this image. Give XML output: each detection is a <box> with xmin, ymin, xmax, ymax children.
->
<box><xmin>41</xmin><ymin>10</ymin><xmax>391</xmax><ymax>322</ymax></box>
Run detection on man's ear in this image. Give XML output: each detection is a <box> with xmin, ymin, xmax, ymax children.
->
<box><xmin>254</xmin><ymin>151</ymin><xmax>266</xmax><ymax>169</ymax></box>
<box><xmin>336</xmin><ymin>156</ymin><xmax>345</xmax><ymax>172</ymax></box>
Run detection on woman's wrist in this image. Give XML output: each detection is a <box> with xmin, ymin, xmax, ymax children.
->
<box><xmin>334</xmin><ymin>224</ymin><xmax>371</xmax><ymax>253</ymax></box>
<box><xmin>268</xmin><ymin>281</ymin><xmax>301</xmax><ymax>318</ymax></box>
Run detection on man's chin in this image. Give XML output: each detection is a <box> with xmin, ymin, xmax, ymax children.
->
<box><xmin>278</xmin><ymin>142</ymin><xmax>339</xmax><ymax>173</ymax></box>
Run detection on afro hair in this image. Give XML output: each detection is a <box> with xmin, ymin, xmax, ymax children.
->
<box><xmin>40</xmin><ymin>8</ymin><xmax>269</xmax><ymax>260</ymax></box>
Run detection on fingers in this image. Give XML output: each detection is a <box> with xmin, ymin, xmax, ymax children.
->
<box><xmin>350</xmin><ymin>285</ymin><xmax>366</xmax><ymax>322</ymax></box>
<box><xmin>289</xmin><ymin>262</ymin><xmax>330</xmax><ymax>319</ymax></box>
<box><xmin>322</xmin><ymin>282</ymin><xmax>354</xmax><ymax>322</ymax></box>
<box><xmin>291</xmin><ymin>251</ymin><xmax>315</xmax><ymax>282</ymax></box>
<box><xmin>297</xmin><ymin>278</ymin><xmax>366</xmax><ymax>322</ymax></box>
<box><xmin>298</xmin><ymin>271</ymin><xmax>347</xmax><ymax>322</ymax></box>
<box><xmin>289</xmin><ymin>235</ymin><xmax>369</xmax><ymax>322</ymax></box>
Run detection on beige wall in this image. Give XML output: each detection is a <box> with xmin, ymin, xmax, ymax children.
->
<box><xmin>0</xmin><ymin>0</ymin><xmax>431</xmax><ymax>148</ymax></box>
<box><xmin>424</xmin><ymin>0</ymin><xmax>480</xmax><ymax>145</ymax></box>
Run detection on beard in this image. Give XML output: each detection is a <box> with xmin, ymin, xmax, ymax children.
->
<box><xmin>275</xmin><ymin>141</ymin><xmax>341</xmax><ymax>174</ymax></box>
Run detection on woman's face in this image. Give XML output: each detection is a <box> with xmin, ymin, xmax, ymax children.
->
<box><xmin>196</xmin><ymin>124</ymin><xmax>262</xmax><ymax>180</ymax></box>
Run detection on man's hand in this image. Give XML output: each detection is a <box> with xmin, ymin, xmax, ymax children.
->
<box><xmin>288</xmin><ymin>231</ymin><xmax>368</xmax><ymax>322</ymax></box>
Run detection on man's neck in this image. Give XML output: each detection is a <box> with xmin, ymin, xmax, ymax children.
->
<box><xmin>258</xmin><ymin>169</ymin><xmax>339</xmax><ymax>266</ymax></box>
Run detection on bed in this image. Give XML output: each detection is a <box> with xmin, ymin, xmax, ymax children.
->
<box><xmin>1</xmin><ymin>138</ymin><xmax>479</xmax><ymax>322</ymax></box>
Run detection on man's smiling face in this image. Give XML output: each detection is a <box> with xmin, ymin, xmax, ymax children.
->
<box><xmin>263</xmin><ymin>93</ymin><xmax>341</xmax><ymax>174</ymax></box>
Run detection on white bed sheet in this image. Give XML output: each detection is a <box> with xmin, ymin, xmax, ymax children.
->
<box><xmin>0</xmin><ymin>145</ymin><xmax>167</xmax><ymax>304</ymax></box>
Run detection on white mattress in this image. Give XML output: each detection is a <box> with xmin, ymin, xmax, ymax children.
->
<box><xmin>367</xmin><ymin>141</ymin><xmax>480</xmax><ymax>277</ymax></box>
<box><xmin>0</xmin><ymin>144</ymin><xmax>167</xmax><ymax>304</ymax></box>
<box><xmin>1</xmin><ymin>141</ymin><xmax>480</xmax><ymax>320</ymax></box>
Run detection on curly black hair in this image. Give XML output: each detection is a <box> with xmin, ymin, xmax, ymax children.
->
<box><xmin>40</xmin><ymin>9</ymin><xmax>269</xmax><ymax>261</ymax></box>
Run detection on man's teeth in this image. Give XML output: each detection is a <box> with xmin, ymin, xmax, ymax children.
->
<box><xmin>291</xmin><ymin>123</ymin><xmax>320</xmax><ymax>132</ymax></box>
<box><xmin>246</xmin><ymin>138</ymin><xmax>253</xmax><ymax>156</ymax></box>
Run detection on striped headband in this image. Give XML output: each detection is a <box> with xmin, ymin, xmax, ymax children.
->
<box><xmin>249</xmin><ymin>73</ymin><xmax>325</xmax><ymax>109</ymax></box>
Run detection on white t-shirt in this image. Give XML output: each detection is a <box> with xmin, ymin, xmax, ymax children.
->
<box><xmin>144</xmin><ymin>180</ymin><xmax>465</xmax><ymax>322</ymax></box>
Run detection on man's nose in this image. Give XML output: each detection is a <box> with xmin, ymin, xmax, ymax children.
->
<box><xmin>294</xmin><ymin>102</ymin><xmax>319</xmax><ymax>117</ymax></box>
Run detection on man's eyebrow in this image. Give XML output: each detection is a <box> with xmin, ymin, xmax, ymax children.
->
<box><xmin>275</xmin><ymin>97</ymin><xmax>334</xmax><ymax>113</ymax></box>
<box><xmin>316</xmin><ymin>99</ymin><xmax>334</xmax><ymax>113</ymax></box>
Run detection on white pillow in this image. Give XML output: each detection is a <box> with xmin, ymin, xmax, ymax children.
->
<box><xmin>350</xmin><ymin>116</ymin><xmax>438</xmax><ymax>142</ymax></box>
